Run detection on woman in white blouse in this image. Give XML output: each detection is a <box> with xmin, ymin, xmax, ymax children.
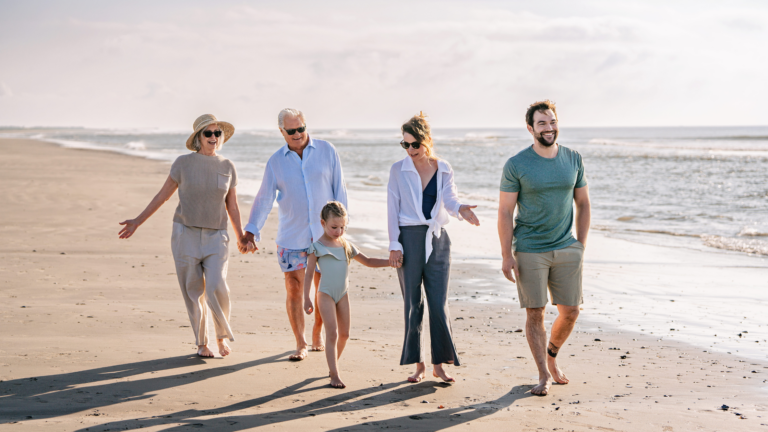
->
<box><xmin>387</xmin><ymin>113</ymin><xmax>480</xmax><ymax>383</ymax></box>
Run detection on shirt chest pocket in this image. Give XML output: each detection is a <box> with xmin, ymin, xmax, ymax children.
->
<box><xmin>217</xmin><ymin>173</ymin><xmax>231</xmax><ymax>191</ymax></box>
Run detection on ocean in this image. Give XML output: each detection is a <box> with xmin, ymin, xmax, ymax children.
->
<box><xmin>6</xmin><ymin>125</ymin><xmax>768</xmax><ymax>257</ymax></box>
<box><xmin>4</xmin><ymin>126</ymin><xmax>767</xmax><ymax>360</ymax></box>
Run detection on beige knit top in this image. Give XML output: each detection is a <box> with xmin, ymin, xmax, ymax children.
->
<box><xmin>169</xmin><ymin>152</ymin><xmax>238</xmax><ymax>230</ymax></box>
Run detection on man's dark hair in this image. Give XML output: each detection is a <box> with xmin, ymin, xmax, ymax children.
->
<box><xmin>525</xmin><ymin>100</ymin><xmax>558</xmax><ymax>127</ymax></box>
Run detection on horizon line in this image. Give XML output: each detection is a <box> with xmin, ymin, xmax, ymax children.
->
<box><xmin>2</xmin><ymin>124</ymin><xmax>768</xmax><ymax>131</ymax></box>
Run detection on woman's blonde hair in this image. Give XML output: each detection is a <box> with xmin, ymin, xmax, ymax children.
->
<box><xmin>320</xmin><ymin>201</ymin><xmax>353</xmax><ymax>263</ymax></box>
<box><xmin>401</xmin><ymin>111</ymin><xmax>436</xmax><ymax>159</ymax></box>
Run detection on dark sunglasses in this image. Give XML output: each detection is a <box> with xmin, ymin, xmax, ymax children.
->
<box><xmin>400</xmin><ymin>140</ymin><xmax>421</xmax><ymax>149</ymax></box>
<box><xmin>284</xmin><ymin>125</ymin><xmax>307</xmax><ymax>135</ymax></box>
<box><xmin>203</xmin><ymin>130</ymin><xmax>222</xmax><ymax>138</ymax></box>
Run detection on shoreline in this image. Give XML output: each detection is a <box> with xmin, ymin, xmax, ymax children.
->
<box><xmin>16</xmin><ymin>135</ymin><xmax>768</xmax><ymax>359</ymax></box>
<box><xmin>7</xmin><ymin>129</ymin><xmax>768</xmax><ymax>259</ymax></box>
<box><xmin>1</xmin><ymin>138</ymin><xmax>766</xmax><ymax>430</ymax></box>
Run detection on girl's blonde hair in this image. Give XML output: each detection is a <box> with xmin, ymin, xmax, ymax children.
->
<box><xmin>401</xmin><ymin>111</ymin><xmax>436</xmax><ymax>159</ymax></box>
<box><xmin>320</xmin><ymin>201</ymin><xmax>353</xmax><ymax>262</ymax></box>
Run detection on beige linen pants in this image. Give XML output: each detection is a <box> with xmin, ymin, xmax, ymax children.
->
<box><xmin>171</xmin><ymin>222</ymin><xmax>235</xmax><ymax>346</ymax></box>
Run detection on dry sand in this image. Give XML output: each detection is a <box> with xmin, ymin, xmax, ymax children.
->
<box><xmin>1</xmin><ymin>138</ymin><xmax>766</xmax><ymax>431</ymax></box>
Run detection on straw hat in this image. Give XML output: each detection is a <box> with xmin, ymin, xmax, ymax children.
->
<box><xmin>185</xmin><ymin>114</ymin><xmax>235</xmax><ymax>151</ymax></box>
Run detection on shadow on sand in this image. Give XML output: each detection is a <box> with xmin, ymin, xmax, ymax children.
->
<box><xmin>68</xmin><ymin>380</ymin><xmax>534</xmax><ymax>431</ymax></box>
<box><xmin>0</xmin><ymin>351</ymin><xmax>291</xmax><ymax>422</ymax></box>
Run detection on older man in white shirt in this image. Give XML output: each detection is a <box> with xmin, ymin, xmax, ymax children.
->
<box><xmin>244</xmin><ymin>108</ymin><xmax>348</xmax><ymax>361</ymax></box>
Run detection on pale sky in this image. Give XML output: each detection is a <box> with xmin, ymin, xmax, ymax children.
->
<box><xmin>1</xmin><ymin>0</ymin><xmax>766</xmax><ymax>129</ymax></box>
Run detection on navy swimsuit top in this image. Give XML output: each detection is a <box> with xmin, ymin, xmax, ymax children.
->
<box><xmin>421</xmin><ymin>171</ymin><xmax>438</xmax><ymax>220</ymax></box>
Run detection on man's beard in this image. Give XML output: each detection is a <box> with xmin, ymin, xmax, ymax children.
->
<box><xmin>535</xmin><ymin>130</ymin><xmax>558</xmax><ymax>147</ymax></box>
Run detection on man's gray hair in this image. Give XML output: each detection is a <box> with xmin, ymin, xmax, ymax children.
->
<box><xmin>278</xmin><ymin>108</ymin><xmax>306</xmax><ymax>130</ymax></box>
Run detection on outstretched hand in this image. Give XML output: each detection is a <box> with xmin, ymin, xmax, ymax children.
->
<box><xmin>118</xmin><ymin>219</ymin><xmax>139</xmax><ymax>239</ymax></box>
<box><xmin>459</xmin><ymin>205</ymin><xmax>480</xmax><ymax>226</ymax></box>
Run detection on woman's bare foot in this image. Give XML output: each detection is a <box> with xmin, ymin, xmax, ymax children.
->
<box><xmin>217</xmin><ymin>339</ymin><xmax>232</xmax><ymax>357</ymax></box>
<box><xmin>289</xmin><ymin>346</ymin><xmax>308</xmax><ymax>361</ymax></box>
<box><xmin>310</xmin><ymin>344</ymin><xmax>325</xmax><ymax>352</ymax></box>
<box><xmin>329</xmin><ymin>372</ymin><xmax>346</xmax><ymax>389</ymax></box>
<box><xmin>531</xmin><ymin>374</ymin><xmax>552</xmax><ymax>396</ymax></box>
<box><xmin>408</xmin><ymin>362</ymin><xmax>426</xmax><ymax>383</ymax></box>
<box><xmin>432</xmin><ymin>364</ymin><xmax>456</xmax><ymax>383</ymax></box>
<box><xmin>197</xmin><ymin>345</ymin><xmax>214</xmax><ymax>358</ymax></box>
<box><xmin>547</xmin><ymin>356</ymin><xmax>569</xmax><ymax>384</ymax></box>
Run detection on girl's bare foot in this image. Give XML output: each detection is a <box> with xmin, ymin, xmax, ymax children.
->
<box><xmin>432</xmin><ymin>364</ymin><xmax>456</xmax><ymax>383</ymax></box>
<box><xmin>408</xmin><ymin>362</ymin><xmax>426</xmax><ymax>383</ymax></box>
<box><xmin>329</xmin><ymin>372</ymin><xmax>346</xmax><ymax>389</ymax></box>
<box><xmin>197</xmin><ymin>345</ymin><xmax>214</xmax><ymax>358</ymax></box>
<box><xmin>217</xmin><ymin>339</ymin><xmax>232</xmax><ymax>357</ymax></box>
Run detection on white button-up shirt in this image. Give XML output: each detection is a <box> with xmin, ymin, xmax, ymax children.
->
<box><xmin>387</xmin><ymin>156</ymin><xmax>464</xmax><ymax>262</ymax></box>
<box><xmin>245</xmin><ymin>136</ymin><xmax>348</xmax><ymax>250</ymax></box>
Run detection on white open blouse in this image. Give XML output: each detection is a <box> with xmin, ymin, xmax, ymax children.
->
<box><xmin>387</xmin><ymin>156</ymin><xmax>464</xmax><ymax>262</ymax></box>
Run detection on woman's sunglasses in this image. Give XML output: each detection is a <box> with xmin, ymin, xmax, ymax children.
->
<box><xmin>400</xmin><ymin>140</ymin><xmax>421</xmax><ymax>149</ymax></box>
<box><xmin>203</xmin><ymin>130</ymin><xmax>222</xmax><ymax>138</ymax></box>
<box><xmin>284</xmin><ymin>125</ymin><xmax>307</xmax><ymax>135</ymax></box>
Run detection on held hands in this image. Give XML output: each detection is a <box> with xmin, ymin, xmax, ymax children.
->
<box><xmin>389</xmin><ymin>250</ymin><xmax>403</xmax><ymax>268</ymax></box>
<box><xmin>304</xmin><ymin>296</ymin><xmax>314</xmax><ymax>315</ymax></box>
<box><xmin>118</xmin><ymin>219</ymin><xmax>140</xmax><ymax>239</ymax></box>
<box><xmin>459</xmin><ymin>205</ymin><xmax>480</xmax><ymax>226</ymax></box>
<box><xmin>238</xmin><ymin>232</ymin><xmax>258</xmax><ymax>254</ymax></box>
<box><xmin>501</xmin><ymin>255</ymin><xmax>520</xmax><ymax>283</ymax></box>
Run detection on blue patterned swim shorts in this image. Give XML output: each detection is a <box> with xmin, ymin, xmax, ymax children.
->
<box><xmin>276</xmin><ymin>246</ymin><xmax>321</xmax><ymax>273</ymax></box>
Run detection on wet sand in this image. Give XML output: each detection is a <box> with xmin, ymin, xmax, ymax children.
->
<box><xmin>1</xmin><ymin>138</ymin><xmax>766</xmax><ymax>431</ymax></box>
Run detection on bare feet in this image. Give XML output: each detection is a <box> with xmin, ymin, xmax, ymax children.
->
<box><xmin>197</xmin><ymin>345</ymin><xmax>214</xmax><ymax>358</ymax></box>
<box><xmin>432</xmin><ymin>364</ymin><xmax>456</xmax><ymax>383</ymax></box>
<box><xmin>547</xmin><ymin>355</ymin><xmax>569</xmax><ymax>384</ymax></box>
<box><xmin>289</xmin><ymin>346</ymin><xmax>308</xmax><ymax>361</ymax></box>
<box><xmin>329</xmin><ymin>372</ymin><xmax>346</xmax><ymax>389</ymax></box>
<box><xmin>312</xmin><ymin>330</ymin><xmax>325</xmax><ymax>352</ymax></box>
<box><xmin>217</xmin><ymin>339</ymin><xmax>232</xmax><ymax>357</ymax></box>
<box><xmin>531</xmin><ymin>374</ymin><xmax>552</xmax><ymax>396</ymax></box>
<box><xmin>408</xmin><ymin>362</ymin><xmax>426</xmax><ymax>383</ymax></box>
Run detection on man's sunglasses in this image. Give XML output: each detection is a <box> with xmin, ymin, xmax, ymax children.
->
<box><xmin>400</xmin><ymin>140</ymin><xmax>421</xmax><ymax>149</ymax></box>
<box><xmin>203</xmin><ymin>130</ymin><xmax>222</xmax><ymax>138</ymax></box>
<box><xmin>284</xmin><ymin>125</ymin><xmax>307</xmax><ymax>135</ymax></box>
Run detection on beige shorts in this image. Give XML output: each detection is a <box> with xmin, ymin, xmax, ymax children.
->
<box><xmin>514</xmin><ymin>241</ymin><xmax>584</xmax><ymax>309</ymax></box>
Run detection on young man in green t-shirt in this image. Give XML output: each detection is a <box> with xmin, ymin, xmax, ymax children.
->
<box><xmin>498</xmin><ymin>100</ymin><xmax>592</xmax><ymax>396</ymax></box>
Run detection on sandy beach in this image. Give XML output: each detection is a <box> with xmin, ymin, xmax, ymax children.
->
<box><xmin>1</xmin><ymin>138</ymin><xmax>767</xmax><ymax>431</ymax></box>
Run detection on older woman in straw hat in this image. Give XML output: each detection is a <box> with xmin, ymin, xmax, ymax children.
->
<box><xmin>118</xmin><ymin>114</ymin><xmax>253</xmax><ymax>358</ymax></box>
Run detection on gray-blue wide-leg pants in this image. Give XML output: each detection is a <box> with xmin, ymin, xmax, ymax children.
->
<box><xmin>397</xmin><ymin>226</ymin><xmax>460</xmax><ymax>366</ymax></box>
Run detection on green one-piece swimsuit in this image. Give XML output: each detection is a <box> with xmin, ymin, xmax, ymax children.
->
<box><xmin>309</xmin><ymin>240</ymin><xmax>359</xmax><ymax>303</ymax></box>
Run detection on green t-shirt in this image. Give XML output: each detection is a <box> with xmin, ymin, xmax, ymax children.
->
<box><xmin>499</xmin><ymin>145</ymin><xmax>587</xmax><ymax>253</ymax></box>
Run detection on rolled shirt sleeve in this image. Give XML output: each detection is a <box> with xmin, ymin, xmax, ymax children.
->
<box><xmin>387</xmin><ymin>164</ymin><xmax>403</xmax><ymax>252</ymax></box>
<box><xmin>332</xmin><ymin>147</ymin><xmax>349</xmax><ymax>210</ymax></box>
<box><xmin>440</xmin><ymin>162</ymin><xmax>464</xmax><ymax>221</ymax></box>
<box><xmin>244</xmin><ymin>163</ymin><xmax>277</xmax><ymax>242</ymax></box>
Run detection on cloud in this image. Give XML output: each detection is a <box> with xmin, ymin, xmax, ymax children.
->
<box><xmin>0</xmin><ymin>82</ymin><xmax>12</xmax><ymax>97</ymax></box>
<box><xmin>1</xmin><ymin>1</ymin><xmax>767</xmax><ymax>127</ymax></box>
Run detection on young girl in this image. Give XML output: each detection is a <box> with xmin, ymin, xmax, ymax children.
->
<box><xmin>303</xmin><ymin>201</ymin><xmax>391</xmax><ymax>389</ymax></box>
